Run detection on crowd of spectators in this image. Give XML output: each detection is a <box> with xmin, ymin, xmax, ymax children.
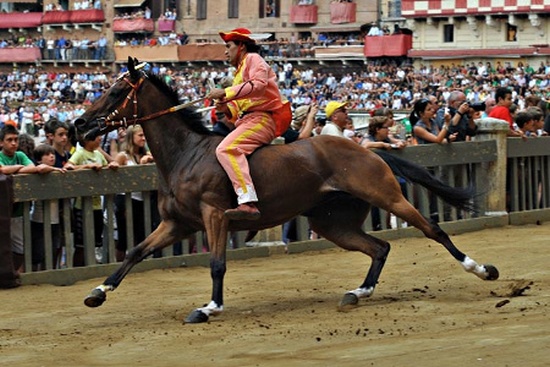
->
<box><xmin>1</xmin><ymin>59</ymin><xmax>550</xmax><ymax>140</ymax></box>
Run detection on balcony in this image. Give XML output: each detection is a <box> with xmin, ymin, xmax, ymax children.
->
<box><xmin>0</xmin><ymin>12</ymin><xmax>42</xmax><ymax>30</ymax></box>
<box><xmin>289</xmin><ymin>5</ymin><xmax>318</xmax><ymax>24</ymax></box>
<box><xmin>158</xmin><ymin>19</ymin><xmax>175</xmax><ymax>32</ymax></box>
<box><xmin>114</xmin><ymin>44</ymin><xmax>226</xmax><ymax>63</ymax></box>
<box><xmin>0</xmin><ymin>47</ymin><xmax>41</xmax><ymax>63</ymax></box>
<box><xmin>330</xmin><ymin>2</ymin><xmax>356</xmax><ymax>24</ymax></box>
<box><xmin>364</xmin><ymin>34</ymin><xmax>412</xmax><ymax>57</ymax></box>
<box><xmin>112</xmin><ymin>18</ymin><xmax>155</xmax><ymax>33</ymax></box>
<box><xmin>42</xmin><ymin>10</ymin><xmax>105</xmax><ymax>31</ymax></box>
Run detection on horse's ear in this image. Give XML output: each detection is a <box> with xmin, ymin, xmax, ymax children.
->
<box><xmin>128</xmin><ymin>57</ymin><xmax>141</xmax><ymax>78</ymax></box>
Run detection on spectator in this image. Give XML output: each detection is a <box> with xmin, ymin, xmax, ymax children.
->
<box><xmin>44</xmin><ymin>119</ymin><xmax>71</xmax><ymax>167</ymax></box>
<box><xmin>446</xmin><ymin>91</ymin><xmax>479</xmax><ymax>142</ymax></box>
<box><xmin>0</xmin><ymin>125</ymin><xmax>59</xmax><ymax>274</ymax></box>
<box><xmin>113</xmin><ymin>124</ymin><xmax>154</xmax><ymax>262</ymax></box>
<box><xmin>411</xmin><ymin>98</ymin><xmax>455</xmax><ymax>223</ymax></box>
<box><xmin>279</xmin><ymin>103</ymin><xmax>319</xmax><ymax>246</ymax></box>
<box><xmin>367</xmin><ymin>23</ymin><xmax>381</xmax><ymax>36</ymax></box>
<box><xmin>515</xmin><ymin>110</ymin><xmax>536</xmax><ymax>137</ymax></box>
<box><xmin>30</xmin><ymin>144</ymin><xmax>66</xmax><ymax>271</ymax></box>
<box><xmin>282</xmin><ymin>103</ymin><xmax>318</xmax><ymax>143</ymax></box>
<box><xmin>361</xmin><ymin>115</ymin><xmax>407</xmax><ymax>230</ymax></box>
<box><xmin>526</xmin><ymin>106</ymin><xmax>548</xmax><ymax>136</ymax></box>
<box><xmin>482</xmin><ymin>97</ymin><xmax>496</xmax><ymax>118</ymax></box>
<box><xmin>320</xmin><ymin>101</ymin><xmax>348</xmax><ymax>137</ymax></box>
<box><xmin>489</xmin><ymin>87</ymin><xmax>521</xmax><ymax>137</ymax></box>
<box><xmin>68</xmin><ymin>132</ymin><xmax>119</xmax><ymax>266</ymax></box>
<box><xmin>411</xmin><ymin>98</ymin><xmax>455</xmax><ymax>145</ymax></box>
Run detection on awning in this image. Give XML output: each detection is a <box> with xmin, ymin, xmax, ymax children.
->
<box><xmin>114</xmin><ymin>0</ymin><xmax>146</xmax><ymax>8</ymax></box>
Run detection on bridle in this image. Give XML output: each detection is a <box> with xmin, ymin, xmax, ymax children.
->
<box><xmin>88</xmin><ymin>67</ymin><xmax>205</xmax><ymax>137</ymax></box>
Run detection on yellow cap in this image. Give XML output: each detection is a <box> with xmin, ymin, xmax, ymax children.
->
<box><xmin>325</xmin><ymin>101</ymin><xmax>348</xmax><ymax>119</ymax></box>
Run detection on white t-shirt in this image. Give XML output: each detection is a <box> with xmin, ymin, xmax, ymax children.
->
<box><xmin>320</xmin><ymin>123</ymin><xmax>344</xmax><ymax>138</ymax></box>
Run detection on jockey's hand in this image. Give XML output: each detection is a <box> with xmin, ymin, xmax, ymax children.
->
<box><xmin>215</xmin><ymin>102</ymin><xmax>230</xmax><ymax>116</ymax></box>
<box><xmin>207</xmin><ymin>88</ymin><xmax>227</xmax><ymax>101</ymax></box>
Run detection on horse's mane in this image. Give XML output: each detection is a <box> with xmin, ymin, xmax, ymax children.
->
<box><xmin>145</xmin><ymin>71</ymin><xmax>214</xmax><ymax>136</ymax></box>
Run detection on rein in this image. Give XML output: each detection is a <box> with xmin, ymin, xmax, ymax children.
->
<box><xmin>100</xmin><ymin>73</ymin><xmax>206</xmax><ymax>132</ymax></box>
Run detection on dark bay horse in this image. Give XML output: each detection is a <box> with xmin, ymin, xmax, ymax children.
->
<box><xmin>75</xmin><ymin>58</ymin><xmax>498</xmax><ymax>323</ymax></box>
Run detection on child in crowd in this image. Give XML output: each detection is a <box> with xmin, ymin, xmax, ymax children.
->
<box><xmin>0</xmin><ymin>125</ymin><xmax>59</xmax><ymax>274</ymax></box>
<box><xmin>30</xmin><ymin>144</ymin><xmax>66</xmax><ymax>271</ymax></box>
<box><xmin>514</xmin><ymin>111</ymin><xmax>536</xmax><ymax>137</ymax></box>
<box><xmin>113</xmin><ymin>125</ymin><xmax>154</xmax><ymax>261</ymax></box>
<box><xmin>68</xmin><ymin>133</ymin><xmax>119</xmax><ymax>266</ymax></box>
<box><xmin>45</xmin><ymin>118</ymin><xmax>72</xmax><ymax>168</ymax></box>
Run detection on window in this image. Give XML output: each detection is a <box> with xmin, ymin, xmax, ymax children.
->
<box><xmin>507</xmin><ymin>24</ymin><xmax>517</xmax><ymax>42</ymax></box>
<box><xmin>164</xmin><ymin>0</ymin><xmax>179</xmax><ymax>20</ymax></box>
<box><xmin>260</xmin><ymin>0</ymin><xmax>278</xmax><ymax>18</ymax></box>
<box><xmin>197</xmin><ymin>0</ymin><xmax>207</xmax><ymax>20</ymax></box>
<box><xmin>228</xmin><ymin>0</ymin><xmax>238</xmax><ymax>19</ymax></box>
<box><xmin>443</xmin><ymin>24</ymin><xmax>454</xmax><ymax>43</ymax></box>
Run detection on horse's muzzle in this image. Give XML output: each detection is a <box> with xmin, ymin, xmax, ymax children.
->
<box><xmin>74</xmin><ymin>117</ymin><xmax>100</xmax><ymax>140</ymax></box>
<box><xmin>73</xmin><ymin>117</ymin><xmax>87</xmax><ymax>133</ymax></box>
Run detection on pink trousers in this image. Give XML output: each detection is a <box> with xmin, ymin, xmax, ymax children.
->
<box><xmin>215</xmin><ymin>111</ymin><xmax>276</xmax><ymax>204</ymax></box>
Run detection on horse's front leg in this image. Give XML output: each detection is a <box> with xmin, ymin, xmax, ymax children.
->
<box><xmin>84</xmin><ymin>220</ymin><xmax>183</xmax><ymax>307</ymax></box>
<box><xmin>185</xmin><ymin>206</ymin><xmax>228</xmax><ymax>323</ymax></box>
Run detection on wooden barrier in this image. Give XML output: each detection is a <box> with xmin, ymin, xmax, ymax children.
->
<box><xmin>2</xmin><ymin>121</ymin><xmax>550</xmax><ymax>286</ymax></box>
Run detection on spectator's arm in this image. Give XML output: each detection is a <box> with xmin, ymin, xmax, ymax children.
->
<box><xmin>0</xmin><ymin>165</ymin><xmax>25</xmax><ymax>174</ymax></box>
<box><xmin>298</xmin><ymin>104</ymin><xmax>318</xmax><ymax>140</ymax></box>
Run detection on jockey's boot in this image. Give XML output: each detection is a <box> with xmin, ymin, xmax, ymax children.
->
<box><xmin>224</xmin><ymin>202</ymin><xmax>261</xmax><ymax>221</ymax></box>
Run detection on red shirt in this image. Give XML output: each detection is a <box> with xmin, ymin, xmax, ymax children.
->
<box><xmin>488</xmin><ymin>105</ymin><xmax>513</xmax><ymax>130</ymax></box>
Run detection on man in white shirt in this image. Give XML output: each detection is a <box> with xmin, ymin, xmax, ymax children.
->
<box><xmin>320</xmin><ymin>101</ymin><xmax>348</xmax><ymax>137</ymax></box>
<box><xmin>367</xmin><ymin>23</ymin><xmax>380</xmax><ymax>36</ymax></box>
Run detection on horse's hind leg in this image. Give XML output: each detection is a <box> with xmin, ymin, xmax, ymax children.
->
<box><xmin>84</xmin><ymin>220</ymin><xmax>184</xmax><ymax>308</ymax></box>
<box><xmin>387</xmin><ymin>198</ymin><xmax>499</xmax><ymax>281</ymax></box>
<box><xmin>307</xmin><ymin>198</ymin><xmax>390</xmax><ymax>309</ymax></box>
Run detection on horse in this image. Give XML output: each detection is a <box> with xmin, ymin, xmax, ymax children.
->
<box><xmin>75</xmin><ymin>57</ymin><xmax>499</xmax><ymax>323</ymax></box>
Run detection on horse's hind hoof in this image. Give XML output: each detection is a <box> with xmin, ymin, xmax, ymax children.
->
<box><xmin>184</xmin><ymin>309</ymin><xmax>209</xmax><ymax>324</ymax></box>
<box><xmin>338</xmin><ymin>292</ymin><xmax>359</xmax><ymax>312</ymax></box>
<box><xmin>84</xmin><ymin>288</ymin><xmax>107</xmax><ymax>308</ymax></box>
<box><xmin>484</xmin><ymin>264</ymin><xmax>499</xmax><ymax>281</ymax></box>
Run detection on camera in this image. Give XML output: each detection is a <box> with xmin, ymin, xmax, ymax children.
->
<box><xmin>467</xmin><ymin>101</ymin><xmax>486</xmax><ymax>112</ymax></box>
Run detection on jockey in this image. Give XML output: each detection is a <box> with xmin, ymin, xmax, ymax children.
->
<box><xmin>207</xmin><ymin>28</ymin><xmax>289</xmax><ymax>221</ymax></box>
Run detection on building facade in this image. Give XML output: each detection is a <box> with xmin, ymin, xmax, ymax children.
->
<box><xmin>0</xmin><ymin>0</ymin><xmax>377</xmax><ymax>71</ymax></box>
<box><xmin>383</xmin><ymin>0</ymin><xmax>550</xmax><ymax>68</ymax></box>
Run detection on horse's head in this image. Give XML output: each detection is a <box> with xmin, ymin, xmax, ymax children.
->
<box><xmin>74</xmin><ymin>56</ymin><xmax>148</xmax><ymax>140</ymax></box>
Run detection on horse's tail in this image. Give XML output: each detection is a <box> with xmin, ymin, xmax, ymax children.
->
<box><xmin>375</xmin><ymin>150</ymin><xmax>476</xmax><ymax>212</ymax></box>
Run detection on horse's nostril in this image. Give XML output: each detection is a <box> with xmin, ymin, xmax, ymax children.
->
<box><xmin>74</xmin><ymin>118</ymin><xmax>86</xmax><ymax>128</ymax></box>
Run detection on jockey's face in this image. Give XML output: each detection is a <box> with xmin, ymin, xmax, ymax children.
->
<box><xmin>225</xmin><ymin>41</ymin><xmax>243</xmax><ymax>67</ymax></box>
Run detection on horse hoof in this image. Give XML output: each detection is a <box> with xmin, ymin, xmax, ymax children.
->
<box><xmin>338</xmin><ymin>292</ymin><xmax>359</xmax><ymax>312</ymax></box>
<box><xmin>84</xmin><ymin>288</ymin><xmax>107</xmax><ymax>308</ymax></box>
<box><xmin>184</xmin><ymin>309</ymin><xmax>209</xmax><ymax>324</ymax></box>
<box><xmin>484</xmin><ymin>264</ymin><xmax>499</xmax><ymax>281</ymax></box>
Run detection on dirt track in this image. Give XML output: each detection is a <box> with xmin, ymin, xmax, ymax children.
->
<box><xmin>1</xmin><ymin>224</ymin><xmax>549</xmax><ymax>367</ymax></box>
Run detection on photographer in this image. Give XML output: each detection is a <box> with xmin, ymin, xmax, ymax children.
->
<box><xmin>441</xmin><ymin>91</ymin><xmax>482</xmax><ymax>221</ymax></box>
<box><xmin>446</xmin><ymin>91</ymin><xmax>480</xmax><ymax>142</ymax></box>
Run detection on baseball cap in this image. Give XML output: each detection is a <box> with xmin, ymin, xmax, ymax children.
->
<box><xmin>325</xmin><ymin>101</ymin><xmax>348</xmax><ymax>119</ymax></box>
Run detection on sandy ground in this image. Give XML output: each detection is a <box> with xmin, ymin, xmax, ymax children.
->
<box><xmin>0</xmin><ymin>224</ymin><xmax>549</xmax><ymax>367</ymax></box>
